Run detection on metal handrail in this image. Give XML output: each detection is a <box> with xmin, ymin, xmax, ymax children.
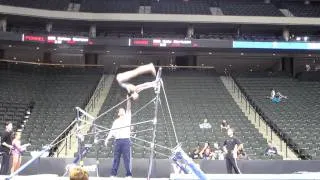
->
<box><xmin>228</xmin><ymin>75</ymin><xmax>295</xmax><ymax>159</ymax></box>
<box><xmin>56</xmin><ymin>74</ymin><xmax>108</xmax><ymax>157</ymax></box>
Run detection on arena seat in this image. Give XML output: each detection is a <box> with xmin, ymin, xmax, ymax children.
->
<box><xmin>219</xmin><ymin>0</ymin><xmax>283</xmax><ymax>16</ymax></box>
<box><xmin>80</xmin><ymin>0</ymin><xmax>139</xmax><ymax>13</ymax></box>
<box><xmin>87</xmin><ymin>69</ymin><xmax>280</xmax><ymax>160</ymax></box>
<box><xmin>282</xmin><ymin>2</ymin><xmax>320</xmax><ymax>17</ymax></box>
<box><xmin>234</xmin><ymin>73</ymin><xmax>320</xmax><ymax>159</ymax></box>
<box><xmin>0</xmin><ymin>101</ymin><xmax>29</xmax><ymax>133</ymax></box>
<box><xmin>0</xmin><ymin>64</ymin><xmax>102</xmax><ymax>152</ymax></box>
<box><xmin>1</xmin><ymin>0</ymin><xmax>319</xmax><ymax>18</ymax></box>
<box><xmin>151</xmin><ymin>0</ymin><xmax>211</xmax><ymax>15</ymax></box>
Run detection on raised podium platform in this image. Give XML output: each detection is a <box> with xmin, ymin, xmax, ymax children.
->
<box><xmin>2</xmin><ymin>173</ymin><xmax>320</xmax><ymax>180</ymax></box>
<box><xmin>3</xmin><ymin>158</ymin><xmax>320</xmax><ymax>179</ymax></box>
<box><xmin>170</xmin><ymin>173</ymin><xmax>320</xmax><ymax>180</ymax></box>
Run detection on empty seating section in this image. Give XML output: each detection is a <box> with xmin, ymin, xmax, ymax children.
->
<box><xmin>235</xmin><ymin>74</ymin><xmax>320</xmax><ymax>159</ymax></box>
<box><xmin>0</xmin><ymin>102</ymin><xmax>28</xmax><ymax>133</ymax></box>
<box><xmin>2</xmin><ymin>0</ymin><xmax>320</xmax><ymax>17</ymax></box>
<box><xmin>283</xmin><ymin>2</ymin><xmax>320</xmax><ymax>17</ymax></box>
<box><xmin>0</xmin><ymin>65</ymin><xmax>102</xmax><ymax>152</ymax></box>
<box><xmin>80</xmin><ymin>0</ymin><xmax>139</xmax><ymax>13</ymax></box>
<box><xmin>0</xmin><ymin>0</ymin><xmax>70</xmax><ymax>10</ymax></box>
<box><xmin>86</xmin><ymin>69</ymin><xmax>276</xmax><ymax>160</ymax></box>
<box><xmin>220</xmin><ymin>0</ymin><xmax>283</xmax><ymax>16</ymax></box>
<box><xmin>151</xmin><ymin>0</ymin><xmax>211</xmax><ymax>15</ymax></box>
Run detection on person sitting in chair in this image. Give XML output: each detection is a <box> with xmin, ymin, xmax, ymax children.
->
<box><xmin>264</xmin><ymin>141</ymin><xmax>278</xmax><ymax>156</ymax></box>
<box><xmin>220</xmin><ymin>120</ymin><xmax>230</xmax><ymax>132</ymax></box>
<box><xmin>199</xmin><ymin>119</ymin><xmax>212</xmax><ymax>129</ymax></box>
<box><xmin>268</xmin><ymin>89</ymin><xmax>287</xmax><ymax>103</ymax></box>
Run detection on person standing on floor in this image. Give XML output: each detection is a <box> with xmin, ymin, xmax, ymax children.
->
<box><xmin>223</xmin><ymin>128</ymin><xmax>242</xmax><ymax>174</ymax></box>
<box><xmin>0</xmin><ymin>121</ymin><xmax>13</xmax><ymax>175</ymax></box>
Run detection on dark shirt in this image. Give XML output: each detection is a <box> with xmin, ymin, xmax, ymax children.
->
<box><xmin>202</xmin><ymin>152</ymin><xmax>211</xmax><ymax>160</ymax></box>
<box><xmin>221</xmin><ymin>122</ymin><xmax>228</xmax><ymax>128</ymax></box>
<box><xmin>0</xmin><ymin>131</ymin><xmax>13</xmax><ymax>153</ymax></box>
<box><xmin>189</xmin><ymin>150</ymin><xmax>200</xmax><ymax>159</ymax></box>
<box><xmin>223</xmin><ymin>137</ymin><xmax>241</xmax><ymax>155</ymax></box>
<box><xmin>265</xmin><ymin>147</ymin><xmax>278</xmax><ymax>155</ymax></box>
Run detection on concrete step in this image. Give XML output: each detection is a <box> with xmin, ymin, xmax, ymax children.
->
<box><xmin>57</xmin><ymin>75</ymin><xmax>115</xmax><ymax>157</ymax></box>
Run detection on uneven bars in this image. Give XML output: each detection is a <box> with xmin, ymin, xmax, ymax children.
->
<box><xmin>131</xmin><ymin>135</ymin><xmax>172</xmax><ymax>151</ymax></box>
<box><xmin>76</xmin><ymin>107</ymin><xmax>95</xmax><ymax>120</ymax></box>
<box><xmin>79</xmin><ymin>119</ymin><xmax>154</xmax><ymax>137</ymax></box>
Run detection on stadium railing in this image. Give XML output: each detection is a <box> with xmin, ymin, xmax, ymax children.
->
<box><xmin>228</xmin><ymin>74</ymin><xmax>299</xmax><ymax>159</ymax></box>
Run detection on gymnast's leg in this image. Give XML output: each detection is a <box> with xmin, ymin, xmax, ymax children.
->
<box><xmin>116</xmin><ymin>63</ymin><xmax>156</xmax><ymax>85</ymax></box>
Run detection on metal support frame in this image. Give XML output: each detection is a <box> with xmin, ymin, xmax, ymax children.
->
<box><xmin>5</xmin><ymin>146</ymin><xmax>51</xmax><ymax>180</ymax></box>
<box><xmin>76</xmin><ymin>108</ymin><xmax>82</xmax><ymax>164</ymax></box>
<box><xmin>147</xmin><ymin>67</ymin><xmax>162</xmax><ymax>180</ymax></box>
<box><xmin>170</xmin><ymin>145</ymin><xmax>208</xmax><ymax>180</ymax></box>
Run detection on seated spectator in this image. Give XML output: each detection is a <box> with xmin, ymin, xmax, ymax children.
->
<box><xmin>212</xmin><ymin>142</ymin><xmax>224</xmax><ymax>160</ymax></box>
<box><xmin>220</xmin><ymin>120</ymin><xmax>230</xmax><ymax>131</ymax></box>
<box><xmin>270</xmin><ymin>88</ymin><xmax>276</xmax><ymax>99</ymax></box>
<box><xmin>237</xmin><ymin>144</ymin><xmax>249</xmax><ymax>160</ymax></box>
<box><xmin>188</xmin><ymin>144</ymin><xmax>200</xmax><ymax>159</ymax></box>
<box><xmin>199</xmin><ymin>119</ymin><xmax>212</xmax><ymax>129</ymax></box>
<box><xmin>268</xmin><ymin>89</ymin><xmax>288</xmax><ymax>103</ymax></box>
<box><xmin>305</xmin><ymin>64</ymin><xmax>311</xmax><ymax>72</ymax></box>
<box><xmin>264</xmin><ymin>141</ymin><xmax>278</xmax><ymax>156</ymax></box>
<box><xmin>199</xmin><ymin>142</ymin><xmax>213</xmax><ymax>160</ymax></box>
<box><xmin>70</xmin><ymin>166</ymin><xmax>89</xmax><ymax>180</ymax></box>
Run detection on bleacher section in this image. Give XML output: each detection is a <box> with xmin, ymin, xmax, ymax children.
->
<box><xmin>0</xmin><ymin>64</ymin><xmax>102</xmax><ymax>152</ymax></box>
<box><xmin>80</xmin><ymin>0</ymin><xmax>139</xmax><ymax>13</ymax></box>
<box><xmin>1</xmin><ymin>0</ymin><xmax>320</xmax><ymax>17</ymax></box>
<box><xmin>86</xmin><ymin>69</ymin><xmax>279</xmax><ymax>160</ymax></box>
<box><xmin>0</xmin><ymin>0</ymin><xmax>70</xmax><ymax>10</ymax></box>
<box><xmin>219</xmin><ymin>0</ymin><xmax>283</xmax><ymax>16</ymax></box>
<box><xmin>235</xmin><ymin>73</ymin><xmax>320</xmax><ymax>159</ymax></box>
<box><xmin>151</xmin><ymin>0</ymin><xmax>211</xmax><ymax>15</ymax></box>
<box><xmin>0</xmin><ymin>102</ymin><xmax>29</xmax><ymax>133</ymax></box>
<box><xmin>283</xmin><ymin>2</ymin><xmax>320</xmax><ymax>17</ymax></box>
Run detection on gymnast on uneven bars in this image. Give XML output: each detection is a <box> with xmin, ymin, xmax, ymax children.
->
<box><xmin>105</xmin><ymin>63</ymin><xmax>157</xmax><ymax>178</ymax></box>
